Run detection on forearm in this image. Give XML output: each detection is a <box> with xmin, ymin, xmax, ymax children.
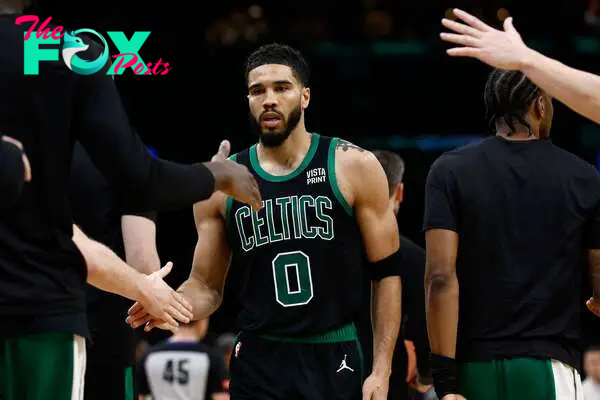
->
<box><xmin>425</xmin><ymin>272</ymin><xmax>459</xmax><ymax>357</ymax></box>
<box><xmin>521</xmin><ymin>49</ymin><xmax>600</xmax><ymax>124</ymax></box>
<box><xmin>371</xmin><ymin>276</ymin><xmax>402</xmax><ymax>376</ymax></box>
<box><xmin>177</xmin><ymin>277</ymin><xmax>222</xmax><ymax>320</ymax></box>
<box><xmin>73</xmin><ymin>228</ymin><xmax>144</xmax><ymax>301</ymax></box>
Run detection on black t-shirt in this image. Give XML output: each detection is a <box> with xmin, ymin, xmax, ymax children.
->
<box><xmin>0</xmin><ymin>14</ymin><xmax>214</xmax><ymax>338</ymax></box>
<box><xmin>70</xmin><ymin>143</ymin><xmax>156</xmax><ymax>363</ymax></box>
<box><xmin>423</xmin><ymin>136</ymin><xmax>600</xmax><ymax>369</ymax></box>
<box><xmin>138</xmin><ymin>340</ymin><xmax>229</xmax><ymax>399</ymax></box>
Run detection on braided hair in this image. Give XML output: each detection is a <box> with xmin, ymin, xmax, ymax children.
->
<box><xmin>483</xmin><ymin>69</ymin><xmax>541</xmax><ymax>134</ymax></box>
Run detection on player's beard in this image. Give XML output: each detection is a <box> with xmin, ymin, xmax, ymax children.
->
<box><xmin>249</xmin><ymin>104</ymin><xmax>302</xmax><ymax>148</ymax></box>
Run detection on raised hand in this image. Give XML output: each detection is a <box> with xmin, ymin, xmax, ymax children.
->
<box><xmin>440</xmin><ymin>8</ymin><xmax>532</xmax><ymax>71</ymax></box>
<box><xmin>134</xmin><ymin>262</ymin><xmax>193</xmax><ymax>330</ymax></box>
<box><xmin>205</xmin><ymin>140</ymin><xmax>262</xmax><ymax>211</ymax></box>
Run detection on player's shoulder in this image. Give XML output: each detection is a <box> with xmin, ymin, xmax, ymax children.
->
<box><xmin>429</xmin><ymin>137</ymin><xmax>495</xmax><ymax>174</ymax></box>
<box><xmin>332</xmin><ymin>137</ymin><xmax>380</xmax><ymax>173</ymax></box>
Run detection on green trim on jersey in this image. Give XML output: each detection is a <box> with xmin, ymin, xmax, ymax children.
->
<box><xmin>327</xmin><ymin>138</ymin><xmax>353</xmax><ymax>216</ymax></box>
<box><xmin>258</xmin><ymin>322</ymin><xmax>357</xmax><ymax>343</ymax></box>
<box><xmin>225</xmin><ymin>153</ymin><xmax>238</xmax><ymax>229</ymax></box>
<box><xmin>249</xmin><ymin>133</ymin><xmax>320</xmax><ymax>182</ymax></box>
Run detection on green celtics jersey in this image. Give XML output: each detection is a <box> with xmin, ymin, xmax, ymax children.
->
<box><xmin>225</xmin><ymin>133</ymin><xmax>365</xmax><ymax>336</ymax></box>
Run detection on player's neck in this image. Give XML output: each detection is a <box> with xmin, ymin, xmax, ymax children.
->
<box><xmin>496</xmin><ymin>124</ymin><xmax>539</xmax><ymax>141</ymax></box>
<box><xmin>258</xmin><ymin>127</ymin><xmax>312</xmax><ymax>167</ymax></box>
<box><xmin>169</xmin><ymin>333</ymin><xmax>200</xmax><ymax>342</ymax></box>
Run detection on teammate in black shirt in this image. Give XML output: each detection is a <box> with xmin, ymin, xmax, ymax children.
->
<box><xmin>70</xmin><ymin>143</ymin><xmax>161</xmax><ymax>400</ymax></box>
<box><xmin>0</xmin><ymin>4</ymin><xmax>261</xmax><ymax>400</ymax></box>
<box><xmin>138</xmin><ymin>320</ymin><xmax>230</xmax><ymax>400</ymax></box>
<box><xmin>128</xmin><ymin>43</ymin><xmax>402</xmax><ymax>400</ymax></box>
<box><xmin>368</xmin><ymin>150</ymin><xmax>433</xmax><ymax>400</ymax></box>
<box><xmin>423</xmin><ymin>69</ymin><xmax>600</xmax><ymax>400</ymax></box>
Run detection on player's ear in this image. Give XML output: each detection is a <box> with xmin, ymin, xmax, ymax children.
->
<box><xmin>301</xmin><ymin>87</ymin><xmax>310</xmax><ymax>110</ymax></box>
<box><xmin>534</xmin><ymin>95</ymin><xmax>545</xmax><ymax>119</ymax></box>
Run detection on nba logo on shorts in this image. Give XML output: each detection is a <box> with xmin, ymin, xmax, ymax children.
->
<box><xmin>234</xmin><ymin>341</ymin><xmax>242</xmax><ymax>358</ymax></box>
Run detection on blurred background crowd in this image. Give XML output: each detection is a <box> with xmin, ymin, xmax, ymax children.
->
<box><xmin>21</xmin><ymin>0</ymin><xmax>600</xmax><ymax>398</ymax></box>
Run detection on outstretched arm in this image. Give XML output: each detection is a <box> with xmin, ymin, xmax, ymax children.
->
<box><xmin>440</xmin><ymin>8</ymin><xmax>600</xmax><ymax>124</ymax></box>
<box><xmin>179</xmin><ymin>193</ymin><xmax>232</xmax><ymax>320</ymax></box>
<box><xmin>72</xmin><ymin>224</ymin><xmax>192</xmax><ymax>329</ymax></box>
<box><xmin>122</xmin><ymin>212</ymin><xmax>161</xmax><ymax>275</ymax></box>
<box><xmin>337</xmin><ymin>142</ymin><xmax>401</xmax><ymax>399</ymax></box>
<box><xmin>127</xmin><ymin>193</ymin><xmax>232</xmax><ymax>329</ymax></box>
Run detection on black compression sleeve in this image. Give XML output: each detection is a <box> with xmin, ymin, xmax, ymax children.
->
<box><xmin>73</xmin><ymin>52</ymin><xmax>215</xmax><ymax>211</ymax></box>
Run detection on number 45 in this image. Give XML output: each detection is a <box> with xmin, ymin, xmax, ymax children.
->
<box><xmin>163</xmin><ymin>359</ymin><xmax>189</xmax><ymax>384</ymax></box>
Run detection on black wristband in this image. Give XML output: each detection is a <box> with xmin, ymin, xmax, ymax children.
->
<box><xmin>430</xmin><ymin>353</ymin><xmax>459</xmax><ymax>398</ymax></box>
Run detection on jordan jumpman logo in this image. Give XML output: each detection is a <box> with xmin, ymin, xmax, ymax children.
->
<box><xmin>336</xmin><ymin>354</ymin><xmax>354</xmax><ymax>373</ymax></box>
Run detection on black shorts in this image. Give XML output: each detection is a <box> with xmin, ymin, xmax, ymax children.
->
<box><xmin>229</xmin><ymin>323</ymin><xmax>363</xmax><ymax>400</ymax></box>
<box><xmin>84</xmin><ymin>293</ymin><xmax>136</xmax><ymax>400</ymax></box>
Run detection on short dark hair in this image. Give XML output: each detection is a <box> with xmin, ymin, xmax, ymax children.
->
<box><xmin>245</xmin><ymin>43</ymin><xmax>310</xmax><ymax>86</ymax></box>
<box><xmin>372</xmin><ymin>150</ymin><xmax>405</xmax><ymax>197</ymax></box>
<box><xmin>484</xmin><ymin>69</ymin><xmax>541</xmax><ymax>134</ymax></box>
<box><xmin>587</xmin><ymin>344</ymin><xmax>600</xmax><ymax>353</ymax></box>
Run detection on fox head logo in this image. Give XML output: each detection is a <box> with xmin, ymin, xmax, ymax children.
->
<box><xmin>62</xmin><ymin>29</ymin><xmax>108</xmax><ymax>75</ymax></box>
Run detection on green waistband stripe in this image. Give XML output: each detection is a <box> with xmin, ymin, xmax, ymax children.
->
<box><xmin>258</xmin><ymin>322</ymin><xmax>357</xmax><ymax>343</ymax></box>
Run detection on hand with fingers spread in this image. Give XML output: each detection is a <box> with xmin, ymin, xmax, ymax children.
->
<box><xmin>440</xmin><ymin>8</ymin><xmax>532</xmax><ymax>71</ymax></box>
<box><xmin>134</xmin><ymin>261</ymin><xmax>194</xmax><ymax>329</ymax></box>
<box><xmin>205</xmin><ymin>140</ymin><xmax>263</xmax><ymax>211</ymax></box>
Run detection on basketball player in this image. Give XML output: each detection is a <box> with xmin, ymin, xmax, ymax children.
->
<box><xmin>440</xmin><ymin>8</ymin><xmax>600</xmax><ymax>125</ymax></box>
<box><xmin>70</xmin><ymin>143</ymin><xmax>161</xmax><ymax>400</ymax></box>
<box><xmin>0</xmin><ymin>135</ymin><xmax>31</xmax><ymax>209</ymax></box>
<box><xmin>423</xmin><ymin>69</ymin><xmax>600</xmax><ymax>400</ymax></box>
<box><xmin>138</xmin><ymin>320</ymin><xmax>229</xmax><ymax>400</ymax></box>
<box><xmin>370</xmin><ymin>150</ymin><xmax>432</xmax><ymax>400</ymax></box>
<box><xmin>0</xmin><ymin>3</ymin><xmax>261</xmax><ymax>399</ymax></box>
<box><xmin>128</xmin><ymin>43</ymin><xmax>402</xmax><ymax>399</ymax></box>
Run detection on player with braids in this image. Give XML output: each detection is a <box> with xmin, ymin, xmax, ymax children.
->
<box><xmin>483</xmin><ymin>69</ymin><xmax>542</xmax><ymax>134</ymax></box>
<box><xmin>424</xmin><ymin>68</ymin><xmax>600</xmax><ymax>400</ymax></box>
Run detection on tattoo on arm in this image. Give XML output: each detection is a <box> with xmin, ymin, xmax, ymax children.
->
<box><xmin>336</xmin><ymin>139</ymin><xmax>364</xmax><ymax>152</ymax></box>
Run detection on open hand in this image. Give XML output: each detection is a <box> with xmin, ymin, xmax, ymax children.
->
<box><xmin>440</xmin><ymin>8</ymin><xmax>532</xmax><ymax>71</ymax></box>
<box><xmin>134</xmin><ymin>262</ymin><xmax>193</xmax><ymax>330</ymax></box>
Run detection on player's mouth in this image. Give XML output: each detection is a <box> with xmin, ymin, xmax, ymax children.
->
<box><xmin>261</xmin><ymin>112</ymin><xmax>283</xmax><ymax>128</ymax></box>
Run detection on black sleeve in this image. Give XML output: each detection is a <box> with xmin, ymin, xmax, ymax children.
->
<box><xmin>72</xmin><ymin>70</ymin><xmax>215</xmax><ymax>212</ymax></box>
<box><xmin>423</xmin><ymin>156</ymin><xmax>459</xmax><ymax>232</ymax></box>
<box><xmin>400</xmin><ymin>239</ymin><xmax>431</xmax><ymax>378</ymax></box>
<box><xmin>0</xmin><ymin>139</ymin><xmax>25</xmax><ymax>210</ymax></box>
<box><xmin>137</xmin><ymin>352</ymin><xmax>151</xmax><ymax>396</ymax></box>
<box><xmin>584</xmin><ymin>175</ymin><xmax>600</xmax><ymax>249</ymax></box>
<box><xmin>207</xmin><ymin>351</ymin><xmax>230</xmax><ymax>395</ymax></box>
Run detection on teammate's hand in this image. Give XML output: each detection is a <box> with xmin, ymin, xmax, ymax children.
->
<box><xmin>205</xmin><ymin>141</ymin><xmax>262</xmax><ymax>211</ymax></box>
<box><xmin>586</xmin><ymin>297</ymin><xmax>600</xmax><ymax>317</ymax></box>
<box><xmin>2</xmin><ymin>136</ymin><xmax>31</xmax><ymax>182</ymax></box>
<box><xmin>134</xmin><ymin>262</ymin><xmax>193</xmax><ymax>330</ymax></box>
<box><xmin>211</xmin><ymin>140</ymin><xmax>231</xmax><ymax>162</ymax></box>
<box><xmin>362</xmin><ymin>373</ymin><xmax>389</xmax><ymax>400</ymax></box>
<box><xmin>440</xmin><ymin>8</ymin><xmax>532</xmax><ymax>71</ymax></box>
